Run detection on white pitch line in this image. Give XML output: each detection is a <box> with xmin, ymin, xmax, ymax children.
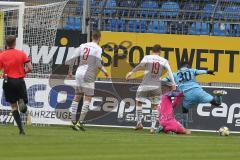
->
<box><xmin>85</xmin><ymin>124</ymin><xmax>240</xmax><ymax>134</ymax></box>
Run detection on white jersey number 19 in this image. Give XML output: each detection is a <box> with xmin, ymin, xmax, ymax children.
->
<box><xmin>151</xmin><ymin>62</ymin><xmax>160</xmax><ymax>74</ymax></box>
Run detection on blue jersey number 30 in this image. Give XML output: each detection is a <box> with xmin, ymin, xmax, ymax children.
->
<box><xmin>177</xmin><ymin>71</ymin><xmax>192</xmax><ymax>83</ymax></box>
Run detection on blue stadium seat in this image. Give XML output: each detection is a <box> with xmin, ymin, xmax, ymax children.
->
<box><xmin>224</xmin><ymin>6</ymin><xmax>240</xmax><ymax>20</ymax></box>
<box><xmin>160</xmin><ymin>2</ymin><xmax>179</xmax><ymax>17</ymax></box>
<box><xmin>76</xmin><ymin>0</ymin><xmax>99</xmax><ymax>14</ymax></box>
<box><xmin>105</xmin><ymin>19</ymin><xmax>126</xmax><ymax>32</ymax></box>
<box><xmin>128</xmin><ymin>20</ymin><xmax>146</xmax><ymax>32</ymax></box>
<box><xmin>190</xmin><ymin>22</ymin><xmax>209</xmax><ymax>35</ymax></box>
<box><xmin>140</xmin><ymin>0</ymin><xmax>159</xmax><ymax>17</ymax></box>
<box><xmin>234</xmin><ymin>24</ymin><xmax>240</xmax><ymax>36</ymax></box>
<box><xmin>76</xmin><ymin>0</ymin><xmax>83</xmax><ymax>15</ymax></box>
<box><xmin>90</xmin><ymin>0</ymin><xmax>97</xmax><ymax>6</ymax></box>
<box><xmin>226</xmin><ymin>23</ymin><xmax>240</xmax><ymax>36</ymax></box>
<box><xmin>203</xmin><ymin>4</ymin><xmax>221</xmax><ymax>19</ymax></box>
<box><xmin>120</xmin><ymin>0</ymin><xmax>137</xmax><ymax>8</ymax></box>
<box><xmin>119</xmin><ymin>1</ymin><xmax>137</xmax><ymax>16</ymax></box>
<box><xmin>65</xmin><ymin>17</ymin><xmax>81</xmax><ymax>30</ymax></box>
<box><xmin>213</xmin><ymin>23</ymin><xmax>226</xmax><ymax>36</ymax></box>
<box><xmin>99</xmin><ymin>0</ymin><xmax>117</xmax><ymax>15</ymax></box>
<box><xmin>203</xmin><ymin>4</ymin><xmax>214</xmax><ymax>19</ymax></box>
<box><xmin>183</xmin><ymin>3</ymin><xmax>200</xmax><ymax>18</ymax></box>
<box><xmin>148</xmin><ymin>21</ymin><xmax>166</xmax><ymax>33</ymax></box>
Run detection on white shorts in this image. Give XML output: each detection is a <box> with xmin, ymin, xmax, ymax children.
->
<box><xmin>75</xmin><ymin>68</ymin><xmax>95</xmax><ymax>96</ymax></box>
<box><xmin>136</xmin><ymin>85</ymin><xmax>161</xmax><ymax>105</ymax></box>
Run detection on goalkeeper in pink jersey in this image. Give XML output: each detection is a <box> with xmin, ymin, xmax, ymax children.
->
<box><xmin>157</xmin><ymin>83</ymin><xmax>191</xmax><ymax>134</ymax></box>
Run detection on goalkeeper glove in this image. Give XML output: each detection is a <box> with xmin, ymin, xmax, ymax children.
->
<box><xmin>207</xmin><ymin>70</ymin><xmax>215</xmax><ymax>75</ymax></box>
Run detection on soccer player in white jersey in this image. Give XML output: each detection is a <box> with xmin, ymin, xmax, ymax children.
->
<box><xmin>68</xmin><ymin>30</ymin><xmax>108</xmax><ymax>131</ymax></box>
<box><xmin>126</xmin><ymin>44</ymin><xmax>176</xmax><ymax>133</ymax></box>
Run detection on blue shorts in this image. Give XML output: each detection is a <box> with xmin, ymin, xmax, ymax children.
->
<box><xmin>183</xmin><ymin>88</ymin><xmax>213</xmax><ymax>109</ymax></box>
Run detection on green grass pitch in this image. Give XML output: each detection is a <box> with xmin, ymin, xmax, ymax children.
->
<box><xmin>0</xmin><ymin>125</ymin><xmax>239</xmax><ymax>160</ymax></box>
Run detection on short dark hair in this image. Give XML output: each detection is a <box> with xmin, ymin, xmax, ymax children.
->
<box><xmin>180</xmin><ymin>61</ymin><xmax>190</xmax><ymax>68</ymax></box>
<box><xmin>92</xmin><ymin>30</ymin><xmax>101</xmax><ymax>41</ymax></box>
<box><xmin>152</xmin><ymin>44</ymin><xmax>161</xmax><ymax>53</ymax></box>
<box><xmin>6</xmin><ymin>35</ymin><xmax>16</xmax><ymax>48</ymax></box>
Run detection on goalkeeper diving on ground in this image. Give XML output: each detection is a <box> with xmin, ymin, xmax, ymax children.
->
<box><xmin>157</xmin><ymin>82</ymin><xmax>191</xmax><ymax>135</ymax></box>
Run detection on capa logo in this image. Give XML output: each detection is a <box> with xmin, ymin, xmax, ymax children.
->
<box><xmin>90</xmin><ymin>97</ymin><xmax>152</xmax><ymax>122</ymax></box>
<box><xmin>197</xmin><ymin>103</ymin><xmax>240</xmax><ymax>126</ymax></box>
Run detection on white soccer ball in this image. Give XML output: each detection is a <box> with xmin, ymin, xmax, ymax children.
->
<box><xmin>218</xmin><ymin>127</ymin><xmax>230</xmax><ymax>136</ymax></box>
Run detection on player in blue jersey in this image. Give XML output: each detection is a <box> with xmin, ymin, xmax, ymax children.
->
<box><xmin>164</xmin><ymin>62</ymin><xmax>227</xmax><ymax>128</ymax></box>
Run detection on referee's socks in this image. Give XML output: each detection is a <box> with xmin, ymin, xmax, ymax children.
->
<box><xmin>12</xmin><ymin>110</ymin><xmax>24</xmax><ymax>134</ymax></box>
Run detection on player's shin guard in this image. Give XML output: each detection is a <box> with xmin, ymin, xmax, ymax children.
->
<box><xmin>79</xmin><ymin>101</ymin><xmax>90</xmax><ymax>123</ymax></box>
<box><xmin>71</xmin><ymin>101</ymin><xmax>79</xmax><ymax>124</ymax></box>
<box><xmin>136</xmin><ymin>107</ymin><xmax>143</xmax><ymax>125</ymax></box>
<box><xmin>12</xmin><ymin>110</ymin><xmax>24</xmax><ymax>133</ymax></box>
<box><xmin>151</xmin><ymin>109</ymin><xmax>158</xmax><ymax>129</ymax></box>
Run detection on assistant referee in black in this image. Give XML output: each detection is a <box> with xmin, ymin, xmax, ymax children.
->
<box><xmin>0</xmin><ymin>35</ymin><xmax>32</xmax><ymax>135</ymax></box>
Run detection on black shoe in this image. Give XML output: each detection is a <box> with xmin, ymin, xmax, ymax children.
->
<box><xmin>71</xmin><ymin>125</ymin><xmax>80</xmax><ymax>131</ymax></box>
<box><xmin>19</xmin><ymin>131</ymin><xmax>26</xmax><ymax>135</ymax></box>
<box><xmin>79</xmin><ymin>123</ymin><xmax>86</xmax><ymax>132</ymax></box>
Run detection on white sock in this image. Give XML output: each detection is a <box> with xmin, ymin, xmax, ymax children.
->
<box><xmin>79</xmin><ymin>101</ymin><xmax>90</xmax><ymax>123</ymax></box>
<box><xmin>71</xmin><ymin>101</ymin><xmax>78</xmax><ymax>123</ymax></box>
<box><xmin>151</xmin><ymin>109</ymin><xmax>158</xmax><ymax>129</ymax></box>
<box><xmin>136</xmin><ymin>107</ymin><xmax>143</xmax><ymax>124</ymax></box>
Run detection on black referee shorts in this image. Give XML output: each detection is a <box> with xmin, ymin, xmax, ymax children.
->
<box><xmin>3</xmin><ymin>78</ymin><xmax>28</xmax><ymax>104</ymax></box>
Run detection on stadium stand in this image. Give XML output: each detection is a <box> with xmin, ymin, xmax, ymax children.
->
<box><xmin>139</xmin><ymin>0</ymin><xmax>158</xmax><ymax>17</ymax></box>
<box><xmin>88</xmin><ymin>0</ymin><xmax>240</xmax><ymax>36</ymax></box>
<box><xmin>65</xmin><ymin>16</ymin><xmax>81</xmax><ymax>30</ymax></box>
<box><xmin>160</xmin><ymin>1</ymin><xmax>180</xmax><ymax>18</ymax></box>
<box><xmin>9</xmin><ymin>0</ymin><xmax>240</xmax><ymax>37</ymax></box>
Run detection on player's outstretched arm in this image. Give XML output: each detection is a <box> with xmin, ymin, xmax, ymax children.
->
<box><xmin>125</xmin><ymin>57</ymin><xmax>146</xmax><ymax>80</ymax></box>
<box><xmin>164</xmin><ymin>62</ymin><xmax>176</xmax><ymax>90</ymax></box>
<box><xmin>125</xmin><ymin>71</ymin><xmax>134</xmax><ymax>80</ymax></box>
<box><xmin>207</xmin><ymin>70</ymin><xmax>215</xmax><ymax>75</ymax></box>
<box><xmin>172</xmin><ymin>92</ymin><xmax>184</xmax><ymax>108</ymax></box>
<box><xmin>96</xmin><ymin>50</ymin><xmax>109</xmax><ymax>78</ymax></box>
<box><xmin>99</xmin><ymin>66</ymin><xmax>109</xmax><ymax>78</ymax></box>
<box><xmin>195</xmin><ymin>69</ymin><xmax>215</xmax><ymax>76</ymax></box>
<box><xmin>125</xmin><ymin>65</ymin><xmax>144</xmax><ymax>80</ymax></box>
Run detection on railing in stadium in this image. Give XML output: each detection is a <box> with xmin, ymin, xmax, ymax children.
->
<box><xmin>8</xmin><ymin>0</ymin><xmax>240</xmax><ymax>37</ymax></box>
<box><xmin>89</xmin><ymin>0</ymin><xmax>240</xmax><ymax>36</ymax></box>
